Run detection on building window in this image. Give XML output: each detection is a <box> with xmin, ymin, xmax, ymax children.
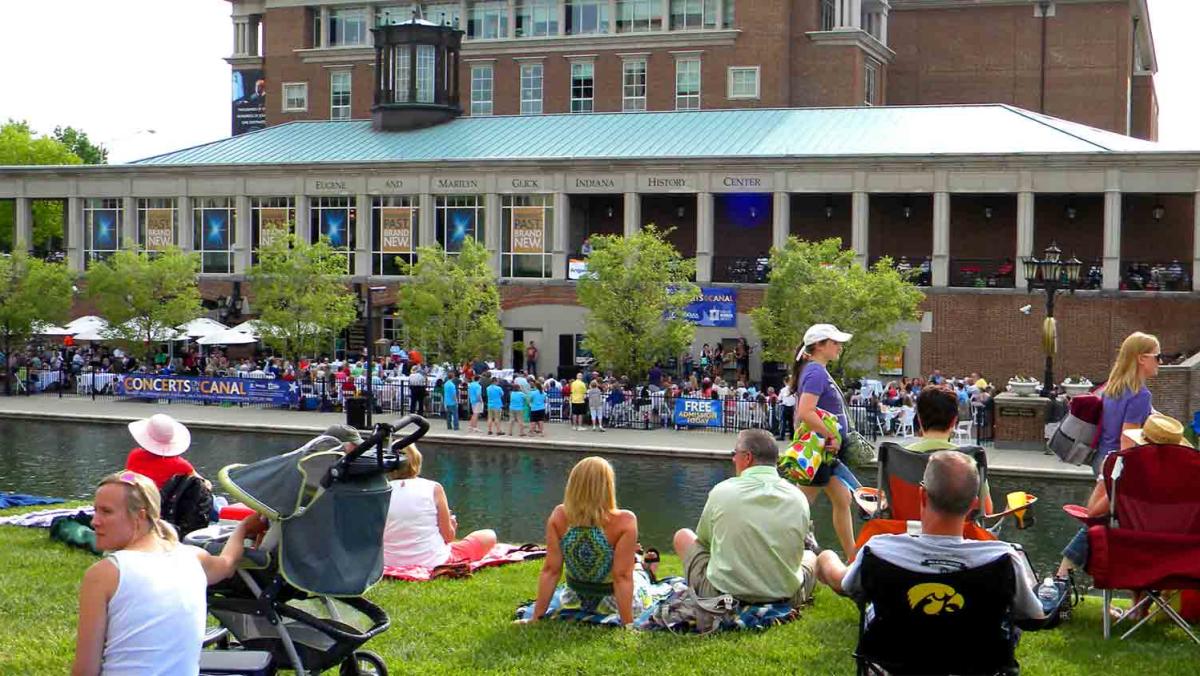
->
<box><xmin>372</xmin><ymin>195</ymin><xmax>418</xmax><ymax>275</ymax></box>
<box><xmin>669</xmin><ymin>0</ymin><xmax>718</xmax><ymax>30</ymax></box>
<box><xmin>727</xmin><ymin>66</ymin><xmax>759</xmax><ymax>100</ymax></box>
<box><xmin>517</xmin><ymin>0</ymin><xmax>559</xmax><ymax>37</ymax></box>
<box><xmin>675</xmin><ymin>57</ymin><xmax>701</xmax><ymax>110</ymax></box>
<box><xmin>309</xmin><ymin>196</ymin><xmax>356</xmax><ymax>274</ymax></box>
<box><xmin>469</xmin><ymin>1</ymin><xmax>508</xmax><ymax>39</ymax></box>
<box><xmin>435</xmin><ymin>194</ymin><xmax>485</xmax><ymax>253</ymax></box>
<box><xmin>723</xmin><ymin>0</ymin><xmax>734</xmax><ymax>28</ymax></box>
<box><xmin>84</xmin><ymin>198</ymin><xmax>121</xmax><ymax>266</ymax></box>
<box><xmin>136</xmin><ymin>198</ymin><xmax>177</xmax><ymax>252</ymax></box>
<box><xmin>330</xmin><ymin>71</ymin><xmax>352</xmax><ymax>120</ymax></box>
<box><xmin>416</xmin><ymin>44</ymin><xmax>436</xmax><ymax>102</ymax></box>
<box><xmin>570</xmin><ymin>61</ymin><xmax>594</xmax><ymax>113</ymax></box>
<box><xmin>192</xmin><ymin>197</ymin><xmax>236</xmax><ymax>274</ymax></box>
<box><xmin>864</xmin><ymin>59</ymin><xmax>878</xmax><ymax>106</ymax></box>
<box><xmin>470</xmin><ymin>64</ymin><xmax>494</xmax><ymax>115</ymax></box>
<box><xmin>394</xmin><ymin>48</ymin><xmax>411</xmax><ymax>103</ymax></box>
<box><xmin>424</xmin><ymin>3</ymin><xmax>463</xmax><ymax>28</ymax></box>
<box><xmin>502</xmin><ymin>194</ymin><xmax>554</xmax><ymax>279</ymax></box>
<box><xmin>566</xmin><ymin>1</ymin><xmax>609</xmax><ymax>35</ymax></box>
<box><xmin>250</xmin><ymin>196</ymin><xmax>295</xmax><ymax>263</ymax></box>
<box><xmin>520</xmin><ymin>63</ymin><xmax>544</xmax><ymax>114</ymax></box>
<box><xmin>622</xmin><ymin>58</ymin><xmax>647</xmax><ymax>111</ymax></box>
<box><xmin>617</xmin><ymin>0</ymin><xmax>662</xmax><ymax>33</ymax></box>
<box><xmin>329</xmin><ymin>7</ymin><xmax>368</xmax><ymax>46</ymax></box>
<box><xmin>282</xmin><ymin>82</ymin><xmax>308</xmax><ymax>112</ymax></box>
<box><xmin>820</xmin><ymin>0</ymin><xmax>836</xmax><ymax>31</ymax></box>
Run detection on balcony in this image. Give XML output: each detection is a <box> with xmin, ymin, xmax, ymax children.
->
<box><xmin>949</xmin><ymin>258</ymin><xmax>1016</xmax><ymax>289</ymax></box>
<box><xmin>712</xmin><ymin>255</ymin><xmax>770</xmax><ymax>284</ymax></box>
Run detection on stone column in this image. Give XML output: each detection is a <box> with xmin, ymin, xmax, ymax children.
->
<box><xmin>551</xmin><ymin>192</ymin><xmax>568</xmax><ymax>279</ymax></box>
<box><xmin>177</xmin><ymin>196</ymin><xmax>193</xmax><ymax>251</ymax></box>
<box><xmin>623</xmin><ymin>191</ymin><xmax>640</xmax><ymax>237</ymax></box>
<box><xmin>295</xmin><ymin>194</ymin><xmax>309</xmax><ymax>242</ymax></box>
<box><xmin>233</xmin><ymin>195</ymin><xmax>251</xmax><ymax>275</ymax></box>
<box><xmin>67</xmin><ymin>196</ymin><xmax>84</xmax><ymax>272</ymax></box>
<box><xmin>14</xmin><ymin>197</ymin><xmax>32</xmax><ymax>252</ymax></box>
<box><xmin>771</xmin><ymin>191</ymin><xmax>789</xmax><ymax>251</ymax></box>
<box><xmin>355</xmin><ymin>193</ymin><xmax>371</xmax><ymax>276</ymax></box>
<box><xmin>696</xmin><ymin>192</ymin><xmax>714</xmax><ymax>283</ymax></box>
<box><xmin>932</xmin><ymin>191</ymin><xmax>950</xmax><ymax>287</ymax></box>
<box><xmin>1016</xmin><ymin>191</ymin><xmax>1035</xmax><ymax>264</ymax></box>
<box><xmin>121</xmin><ymin>196</ymin><xmax>137</xmax><ymax>250</ymax></box>
<box><xmin>418</xmin><ymin>193</ymin><xmax>435</xmax><ymax>251</ymax></box>
<box><xmin>851</xmin><ymin>191</ymin><xmax>869</xmax><ymax>268</ymax></box>
<box><xmin>485</xmin><ymin>192</ymin><xmax>502</xmax><ymax>275</ymax></box>
<box><xmin>1102</xmin><ymin>175</ymin><xmax>1122</xmax><ymax>291</ymax></box>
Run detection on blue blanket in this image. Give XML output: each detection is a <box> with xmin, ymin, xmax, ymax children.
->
<box><xmin>0</xmin><ymin>492</ymin><xmax>64</xmax><ymax>510</ymax></box>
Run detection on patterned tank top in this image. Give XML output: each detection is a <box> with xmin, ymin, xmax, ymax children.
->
<box><xmin>562</xmin><ymin>525</ymin><xmax>614</xmax><ymax>599</ymax></box>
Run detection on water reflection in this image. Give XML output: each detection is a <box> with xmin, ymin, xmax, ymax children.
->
<box><xmin>0</xmin><ymin>420</ymin><xmax>1091</xmax><ymax>573</ymax></box>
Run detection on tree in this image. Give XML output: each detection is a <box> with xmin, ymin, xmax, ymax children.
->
<box><xmin>393</xmin><ymin>238</ymin><xmax>503</xmax><ymax>365</ymax></box>
<box><xmin>751</xmin><ymin>237</ymin><xmax>925</xmax><ymax>380</ymax></box>
<box><xmin>52</xmin><ymin>125</ymin><xmax>108</xmax><ymax>165</ymax></box>
<box><xmin>575</xmin><ymin>225</ymin><xmax>699</xmax><ymax>380</ymax></box>
<box><xmin>249</xmin><ymin>234</ymin><xmax>357</xmax><ymax>364</ymax></box>
<box><xmin>85</xmin><ymin>247</ymin><xmax>202</xmax><ymax>367</ymax></box>
<box><xmin>0</xmin><ymin>253</ymin><xmax>74</xmax><ymax>394</ymax></box>
<box><xmin>0</xmin><ymin>121</ymin><xmax>86</xmax><ymax>253</ymax></box>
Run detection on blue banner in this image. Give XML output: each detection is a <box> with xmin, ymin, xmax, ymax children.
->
<box><xmin>116</xmin><ymin>374</ymin><xmax>299</xmax><ymax>406</ymax></box>
<box><xmin>681</xmin><ymin>287</ymin><xmax>737</xmax><ymax>327</ymax></box>
<box><xmin>673</xmin><ymin>397</ymin><xmax>724</xmax><ymax>428</ymax></box>
<box><xmin>202</xmin><ymin>209</ymin><xmax>230</xmax><ymax>250</ymax></box>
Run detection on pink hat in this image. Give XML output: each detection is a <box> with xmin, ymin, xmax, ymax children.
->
<box><xmin>128</xmin><ymin>414</ymin><xmax>191</xmax><ymax>457</ymax></box>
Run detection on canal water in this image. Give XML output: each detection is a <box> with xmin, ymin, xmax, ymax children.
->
<box><xmin>0</xmin><ymin>419</ymin><xmax>1091</xmax><ymax>574</ymax></box>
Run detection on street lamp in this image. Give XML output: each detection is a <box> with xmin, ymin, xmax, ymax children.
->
<box><xmin>1023</xmin><ymin>241</ymin><xmax>1083</xmax><ymax>398</ymax></box>
<box><xmin>364</xmin><ymin>285</ymin><xmax>387</xmax><ymax>428</ymax></box>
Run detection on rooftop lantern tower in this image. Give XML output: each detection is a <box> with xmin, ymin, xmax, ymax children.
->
<box><xmin>371</xmin><ymin>13</ymin><xmax>463</xmax><ymax>132</ymax></box>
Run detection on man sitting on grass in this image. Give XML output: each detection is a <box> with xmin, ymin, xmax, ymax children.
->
<box><xmin>673</xmin><ymin>429</ymin><xmax>817</xmax><ymax>608</ymax></box>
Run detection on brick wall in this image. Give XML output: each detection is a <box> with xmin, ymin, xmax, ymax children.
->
<box><xmin>1130</xmin><ymin>75</ymin><xmax>1158</xmax><ymax>141</ymax></box>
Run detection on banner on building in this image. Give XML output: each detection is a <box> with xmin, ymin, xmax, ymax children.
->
<box><xmin>259</xmin><ymin>208</ymin><xmax>290</xmax><ymax>248</ymax></box>
<box><xmin>201</xmin><ymin>210</ymin><xmax>230</xmax><ymax>250</ymax></box>
<box><xmin>878</xmin><ymin>349</ymin><xmax>904</xmax><ymax>376</ymax></box>
<box><xmin>673</xmin><ymin>397</ymin><xmax>724</xmax><ymax>428</ymax></box>
<box><xmin>92</xmin><ymin>209</ymin><xmax>118</xmax><ymax>249</ymax></box>
<box><xmin>232</xmin><ymin>69</ymin><xmax>267</xmax><ymax>136</ymax></box>
<box><xmin>510</xmin><ymin>207</ymin><xmax>545</xmax><ymax>254</ymax></box>
<box><xmin>681</xmin><ymin>287</ymin><xmax>737</xmax><ymax>328</ymax></box>
<box><xmin>144</xmin><ymin>209</ymin><xmax>174</xmax><ymax>250</ymax></box>
<box><xmin>320</xmin><ymin>208</ymin><xmax>349</xmax><ymax>248</ymax></box>
<box><xmin>116</xmin><ymin>374</ymin><xmax>298</xmax><ymax>406</ymax></box>
<box><xmin>380</xmin><ymin>207</ymin><xmax>413</xmax><ymax>253</ymax></box>
<box><xmin>444</xmin><ymin>208</ymin><xmax>474</xmax><ymax>253</ymax></box>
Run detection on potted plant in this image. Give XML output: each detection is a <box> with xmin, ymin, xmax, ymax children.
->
<box><xmin>1007</xmin><ymin>375</ymin><xmax>1040</xmax><ymax>397</ymax></box>
<box><xmin>1061</xmin><ymin>376</ymin><xmax>1094</xmax><ymax>397</ymax></box>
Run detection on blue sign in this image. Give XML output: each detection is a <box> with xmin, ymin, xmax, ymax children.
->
<box><xmin>321</xmin><ymin>208</ymin><xmax>349</xmax><ymax>247</ymax></box>
<box><xmin>673</xmin><ymin>397</ymin><xmax>724</xmax><ymax>428</ymax></box>
<box><xmin>682</xmin><ymin>287</ymin><xmax>737</xmax><ymax>327</ymax></box>
<box><xmin>116</xmin><ymin>374</ymin><xmax>299</xmax><ymax>406</ymax></box>
<box><xmin>93</xmin><ymin>209</ymin><xmax>117</xmax><ymax>249</ymax></box>
<box><xmin>202</xmin><ymin>210</ymin><xmax>229</xmax><ymax>249</ymax></box>
<box><xmin>445</xmin><ymin>208</ymin><xmax>474</xmax><ymax>252</ymax></box>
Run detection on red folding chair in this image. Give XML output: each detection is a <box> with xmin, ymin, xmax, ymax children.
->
<box><xmin>1064</xmin><ymin>443</ymin><xmax>1200</xmax><ymax>643</ymax></box>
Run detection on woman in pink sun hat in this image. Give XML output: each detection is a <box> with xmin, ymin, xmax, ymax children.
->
<box><xmin>123</xmin><ymin>414</ymin><xmax>202</xmax><ymax>491</ymax></box>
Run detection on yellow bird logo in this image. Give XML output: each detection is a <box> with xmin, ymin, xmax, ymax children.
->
<box><xmin>907</xmin><ymin>583</ymin><xmax>965</xmax><ymax>615</ymax></box>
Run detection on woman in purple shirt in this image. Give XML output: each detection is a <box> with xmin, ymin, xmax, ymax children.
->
<box><xmin>793</xmin><ymin>324</ymin><xmax>862</xmax><ymax>559</ymax></box>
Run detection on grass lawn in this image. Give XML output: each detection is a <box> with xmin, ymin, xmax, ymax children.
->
<box><xmin>1</xmin><ymin>504</ymin><xmax>1196</xmax><ymax>675</ymax></box>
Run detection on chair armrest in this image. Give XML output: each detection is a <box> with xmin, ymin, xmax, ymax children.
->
<box><xmin>853</xmin><ymin>487</ymin><xmax>881</xmax><ymax>518</ymax></box>
<box><xmin>1062</xmin><ymin>504</ymin><xmax>1107</xmax><ymax>527</ymax></box>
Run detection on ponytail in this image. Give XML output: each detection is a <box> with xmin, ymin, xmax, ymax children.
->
<box><xmin>153</xmin><ymin>517</ymin><xmax>180</xmax><ymax>545</ymax></box>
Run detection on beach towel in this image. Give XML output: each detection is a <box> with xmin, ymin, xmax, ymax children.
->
<box><xmin>383</xmin><ymin>543</ymin><xmax>547</xmax><ymax>581</ymax></box>
<box><xmin>0</xmin><ymin>506</ymin><xmax>94</xmax><ymax>528</ymax></box>
<box><xmin>634</xmin><ymin>580</ymin><xmax>798</xmax><ymax>633</ymax></box>
<box><xmin>0</xmin><ymin>492</ymin><xmax>65</xmax><ymax>510</ymax></box>
<box><xmin>514</xmin><ymin>573</ymin><xmax>679</xmax><ymax>626</ymax></box>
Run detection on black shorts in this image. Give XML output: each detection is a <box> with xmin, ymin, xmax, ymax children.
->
<box><xmin>571</xmin><ymin>402</ymin><xmax>587</xmax><ymax>416</ymax></box>
<box><xmin>530</xmin><ymin>409</ymin><xmax>546</xmax><ymax>422</ymax></box>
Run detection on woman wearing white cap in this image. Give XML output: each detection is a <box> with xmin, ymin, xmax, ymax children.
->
<box><xmin>124</xmin><ymin>414</ymin><xmax>201</xmax><ymax>491</ymax></box>
<box><xmin>792</xmin><ymin>324</ymin><xmax>863</xmax><ymax>559</ymax></box>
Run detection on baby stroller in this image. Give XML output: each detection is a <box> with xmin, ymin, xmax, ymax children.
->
<box><xmin>187</xmin><ymin>414</ymin><xmax>430</xmax><ymax>676</ymax></box>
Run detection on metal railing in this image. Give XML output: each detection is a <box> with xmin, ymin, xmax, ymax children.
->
<box><xmin>711</xmin><ymin>255</ymin><xmax>771</xmax><ymax>284</ymax></box>
<box><xmin>868</xmin><ymin>256</ymin><xmax>932</xmax><ymax>286</ymax></box>
<box><xmin>1119</xmin><ymin>260</ymin><xmax>1192</xmax><ymax>291</ymax></box>
<box><xmin>949</xmin><ymin>258</ymin><xmax>1017</xmax><ymax>288</ymax></box>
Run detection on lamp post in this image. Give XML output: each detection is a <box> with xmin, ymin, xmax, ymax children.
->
<box><xmin>1023</xmin><ymin>242</ymin><xmax>1083</xmax><ymax>398</ymax></box>
<box><xmin>364</xmin><ymin>285</ymin><xmax>387</xmax><ymax>428</ymax></box>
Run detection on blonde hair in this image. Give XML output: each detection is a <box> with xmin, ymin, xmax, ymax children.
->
<box><xmin>387</xmin><ymin>444</ymin><xmax>423</xmax><ymax>480</ymax></box>
<box><xmin>1105</xmin><ymin>332</ymin><xmax>1160</xmax><ymax>399</ymax></box>
<box><xmin>563</xmin><ymin>456</ymin><xmax>617</xmax><ymax>528</ymax></box>
<box><xmin>97</xmin><ymin>471</ymin><xmax>179</xmax><ymax>545</ymax></box>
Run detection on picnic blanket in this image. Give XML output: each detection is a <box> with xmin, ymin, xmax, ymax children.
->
<box><xmin>0</xmin><ymin>506</ymin><xmax>93</xmax><ymax>528</ymax></box>
<box><xmin>0</xmin><ymin>492</ymin><xmax>65</xmax><ymax>510</ymax></box>
<box><xmin>383</xmin><ymin>543</ymin><xmax>547</xmax><ymax>581</ymax></box>
<box><xmin>515</xmin><ymin>574</ymin><xmax>680</xmax><ymax>626</ymax></box>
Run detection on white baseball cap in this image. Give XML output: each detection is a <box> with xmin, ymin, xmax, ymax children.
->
<box><xmin>803</xmin><ymin>324</ymin><xmax>853</xmax><ymax>348</ymax></box>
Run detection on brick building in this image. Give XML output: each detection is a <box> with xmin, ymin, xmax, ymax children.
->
<box><xmin>226</xmin><ymin>0</ymin><xmax>1157</xmax><ymax>139</ymax></box>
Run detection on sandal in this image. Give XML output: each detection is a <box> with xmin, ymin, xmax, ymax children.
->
<box><xmin>643</xmin><ymin>547</ymin><xmax>661</xmax><ymax>584</ymax></box>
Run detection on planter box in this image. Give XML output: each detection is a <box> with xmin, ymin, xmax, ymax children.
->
<box><xmin>1007</xmin><ymin>380</ymin><xmax>1040</xmax><ymax>397</ymax></box>
<box><xmin>1061</xmin><ymin>383</ymin><xmax>1093</xmax><ymax>397</ymax></box>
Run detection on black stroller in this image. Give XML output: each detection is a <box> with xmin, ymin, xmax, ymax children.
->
<box><xmin>187</xmin><ymin>415</ymin><xmax>429</xmax><ymax>676</ymax></box>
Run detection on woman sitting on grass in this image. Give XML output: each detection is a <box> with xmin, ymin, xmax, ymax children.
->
<box><xmin>382</xmin><ymin>445</ymin><xmax>497</xmax><ymax>569</ymax></box>
<box><xmin>520</xmin><ymin>456</ymin><xmax>653</xmax><ymax>627</ymax></box>
<box><xmin>73</xmin><ymin>471</ymin><xmax>264</xmax><ymax>676</ymax></box>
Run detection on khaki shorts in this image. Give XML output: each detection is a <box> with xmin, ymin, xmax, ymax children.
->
<box><xmin>487</xmin><ymin>409</ymin><xmax>502</xmax><ymax>422</ymax></box>
<box><xmin>683</xmin><ymin>542</ymin><xmax>816</xmax><ymax>608</ymax></box>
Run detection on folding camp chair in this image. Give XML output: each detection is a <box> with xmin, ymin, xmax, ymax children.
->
<box><xmin>854</xmin><ymin>548</ymin><xmax>1022</xmax><ymax>675</ymax></box>
<box><xmin>1064</xmin><ymin>443</ymin><xmax>1200</xmax><ymax>643</ymax></box>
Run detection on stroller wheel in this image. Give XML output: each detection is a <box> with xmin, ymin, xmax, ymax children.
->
<box><xmin>340</xmin><ymin>650</ymin><xmax>388</xmax><ymax>676</ymax></box>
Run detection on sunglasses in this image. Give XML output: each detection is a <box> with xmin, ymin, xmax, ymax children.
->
<box><xmin>1143</xmin><ymin>352</ymin><xmax>1165</xmax><ymax>364</ymax></box>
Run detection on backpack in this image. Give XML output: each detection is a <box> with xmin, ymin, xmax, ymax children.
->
<box><xmin>160</xmin><ymin>474</ymin><xmax>214</xmax><ymax>537</ymax></box>
<box><xmin>1048</xmin><ymin>394</ymin><xmax>1103</xmax><ymax>465</ymax></box>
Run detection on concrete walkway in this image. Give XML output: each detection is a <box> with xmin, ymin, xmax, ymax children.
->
<box><xmin>0</xmin><ymin>395</ymin><xmax>1093</xmax><ymax>481</ymax></box>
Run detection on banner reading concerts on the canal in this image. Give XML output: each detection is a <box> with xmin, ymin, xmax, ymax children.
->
<box><xmin>116</xmin><ymin>374</ymin><xmax>298</xmax><ymax>406</ymax></box>
<box><xmin>682</xmin><ymin>287</ymin><xmax>737</xmax><ymax>327</ymax></box>
<box><xmin>673</xmin><ymin>397</ymin><xmax>724</xmax><ymax>428</ymax></box>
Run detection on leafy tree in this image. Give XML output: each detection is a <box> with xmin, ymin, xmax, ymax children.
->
<box><xmin>249</xmin><ymin>234</ymin><xmax>357</xmax><ymax>364</ymax></box>
<box><xmin>52</xmin><ymin>125</ymin><xmax>108</xmax><ymax>165</ymax></box>
<box><xmin>576</xmin><ymin>225</ymin><xmax>699</xmax><ymax>380</ymax></box>
<box><xmin>85</xmin><ymin>247</ymin><xmax>202</xmax><ymax>367</ymax></box>
<box><xmin>751</xmin><ymin>237</ymin><xmax>925</xmax><ymax>380</ymax></box>
<box><xmin>0</xmin><ymin>253</ymin><xmax>74</xmax><ymax>394</ymax></box>
<box><xmin>393</xmin><ymin>238</ymin><xmax>503</xmax><ymax>365</ymax></box>
<box><xmin>0</xmin><ymin>120</ymin><xmax>84</xmax><ymax>252</ymax></box>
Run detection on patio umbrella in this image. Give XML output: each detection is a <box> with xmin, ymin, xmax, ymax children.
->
<box><xmin>196</xmin><ymin>328</ymin><xmax>259</xmax><ymax>346</ymax></box>
<box><xmin>117</xmin><ymin>320</ymin><xmax>183</xmax><ymax>343</ymax></box>
<box><xmin>32</xmin><ymin>322</ymin><xmax>73</xmax><ymax>336</ymax></box>
<box><xmin>230</xmin><ymin>319</ymin><xmax>263</xmax><ymax>336</ymax></box>
<box><xmin>176</xmin><ymin>317</ymin><xmax>230</xmax><ymax>339</ymax></box>
<box><xmin>71</xmin><ymin>324</ymin><xmax>110</xmax><ymax>342</ymax></box>
<box><xmin>63</xmin><ymin>315</ymin><xmax>107</xmax><ymax>334</ymax></box>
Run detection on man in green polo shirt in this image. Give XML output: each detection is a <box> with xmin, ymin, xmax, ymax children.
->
<box><xmin>908</xmin><ymin>385</ymin><xmax>993</xmax><ymax>514</ymax></box>
<box><xmin>672</xmin><ymin>428</ymin><xmax>817</xmax><ymax>607</ymax></box>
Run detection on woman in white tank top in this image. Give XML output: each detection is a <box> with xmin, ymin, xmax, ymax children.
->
<box><xmin>383</xmin><ymin>445</ymin><xmax>497</xmax><ymax>569</ymax></box>
<box><xmin>72</xmin><ymin>471</ymin><xmax>266</xmax><ymax>676</ymax></box>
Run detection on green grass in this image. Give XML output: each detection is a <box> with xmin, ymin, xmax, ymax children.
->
<box><xmin>1</xmin><ymin>505</ymin><xmax>1196</xmax><ymax>675</ymax></box>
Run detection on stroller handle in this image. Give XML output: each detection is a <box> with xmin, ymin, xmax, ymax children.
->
<box><xmin>322</xmin><ymin>414</ymin><xmax>430</xmax><ymax>488</ymax></box>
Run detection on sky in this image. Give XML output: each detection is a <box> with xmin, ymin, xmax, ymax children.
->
<box><xmin>0</xmin><ymin>0</ymin><xmax>1197</xmax><ymax>163</ymax></box>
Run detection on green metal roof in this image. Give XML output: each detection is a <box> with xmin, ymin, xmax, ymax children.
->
<box><xmin>131</xmin><ymin>105</ymin><xmax>1163</xmax><ymax>167</ymax></box>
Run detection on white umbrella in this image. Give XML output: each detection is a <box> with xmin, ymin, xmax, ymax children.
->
<box><xmin>33</xmin><ymin>322</ymin><xmax>73</xmax><ymax>336</ymax></box>
<box><xmin>230</xmin><ymin>319</ymin><xmax>263</xmax><ymax>336</ymax></box>
<box><xmin>196</xmin><ymin>328</ymin><xmax>259</xmax><ymax>346</ymax></box>
<box><xmin>72</xmin><ymin>325</ymin><xmax>110</xmax><ymax>342</ymax></box>
<box><xmin>64</xmin><ymin>315</ymin><xmax>106</xmax><ymax>333</ymax></box>
<box><xmin>116</xmin><ymin>320</ymin><xmax>182</xmax><ymax>342</ymax></box>
<box><xmin>176</xmin><ymin>317</ymin><xmax>229</xmax><ymax>339</ymax></box>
